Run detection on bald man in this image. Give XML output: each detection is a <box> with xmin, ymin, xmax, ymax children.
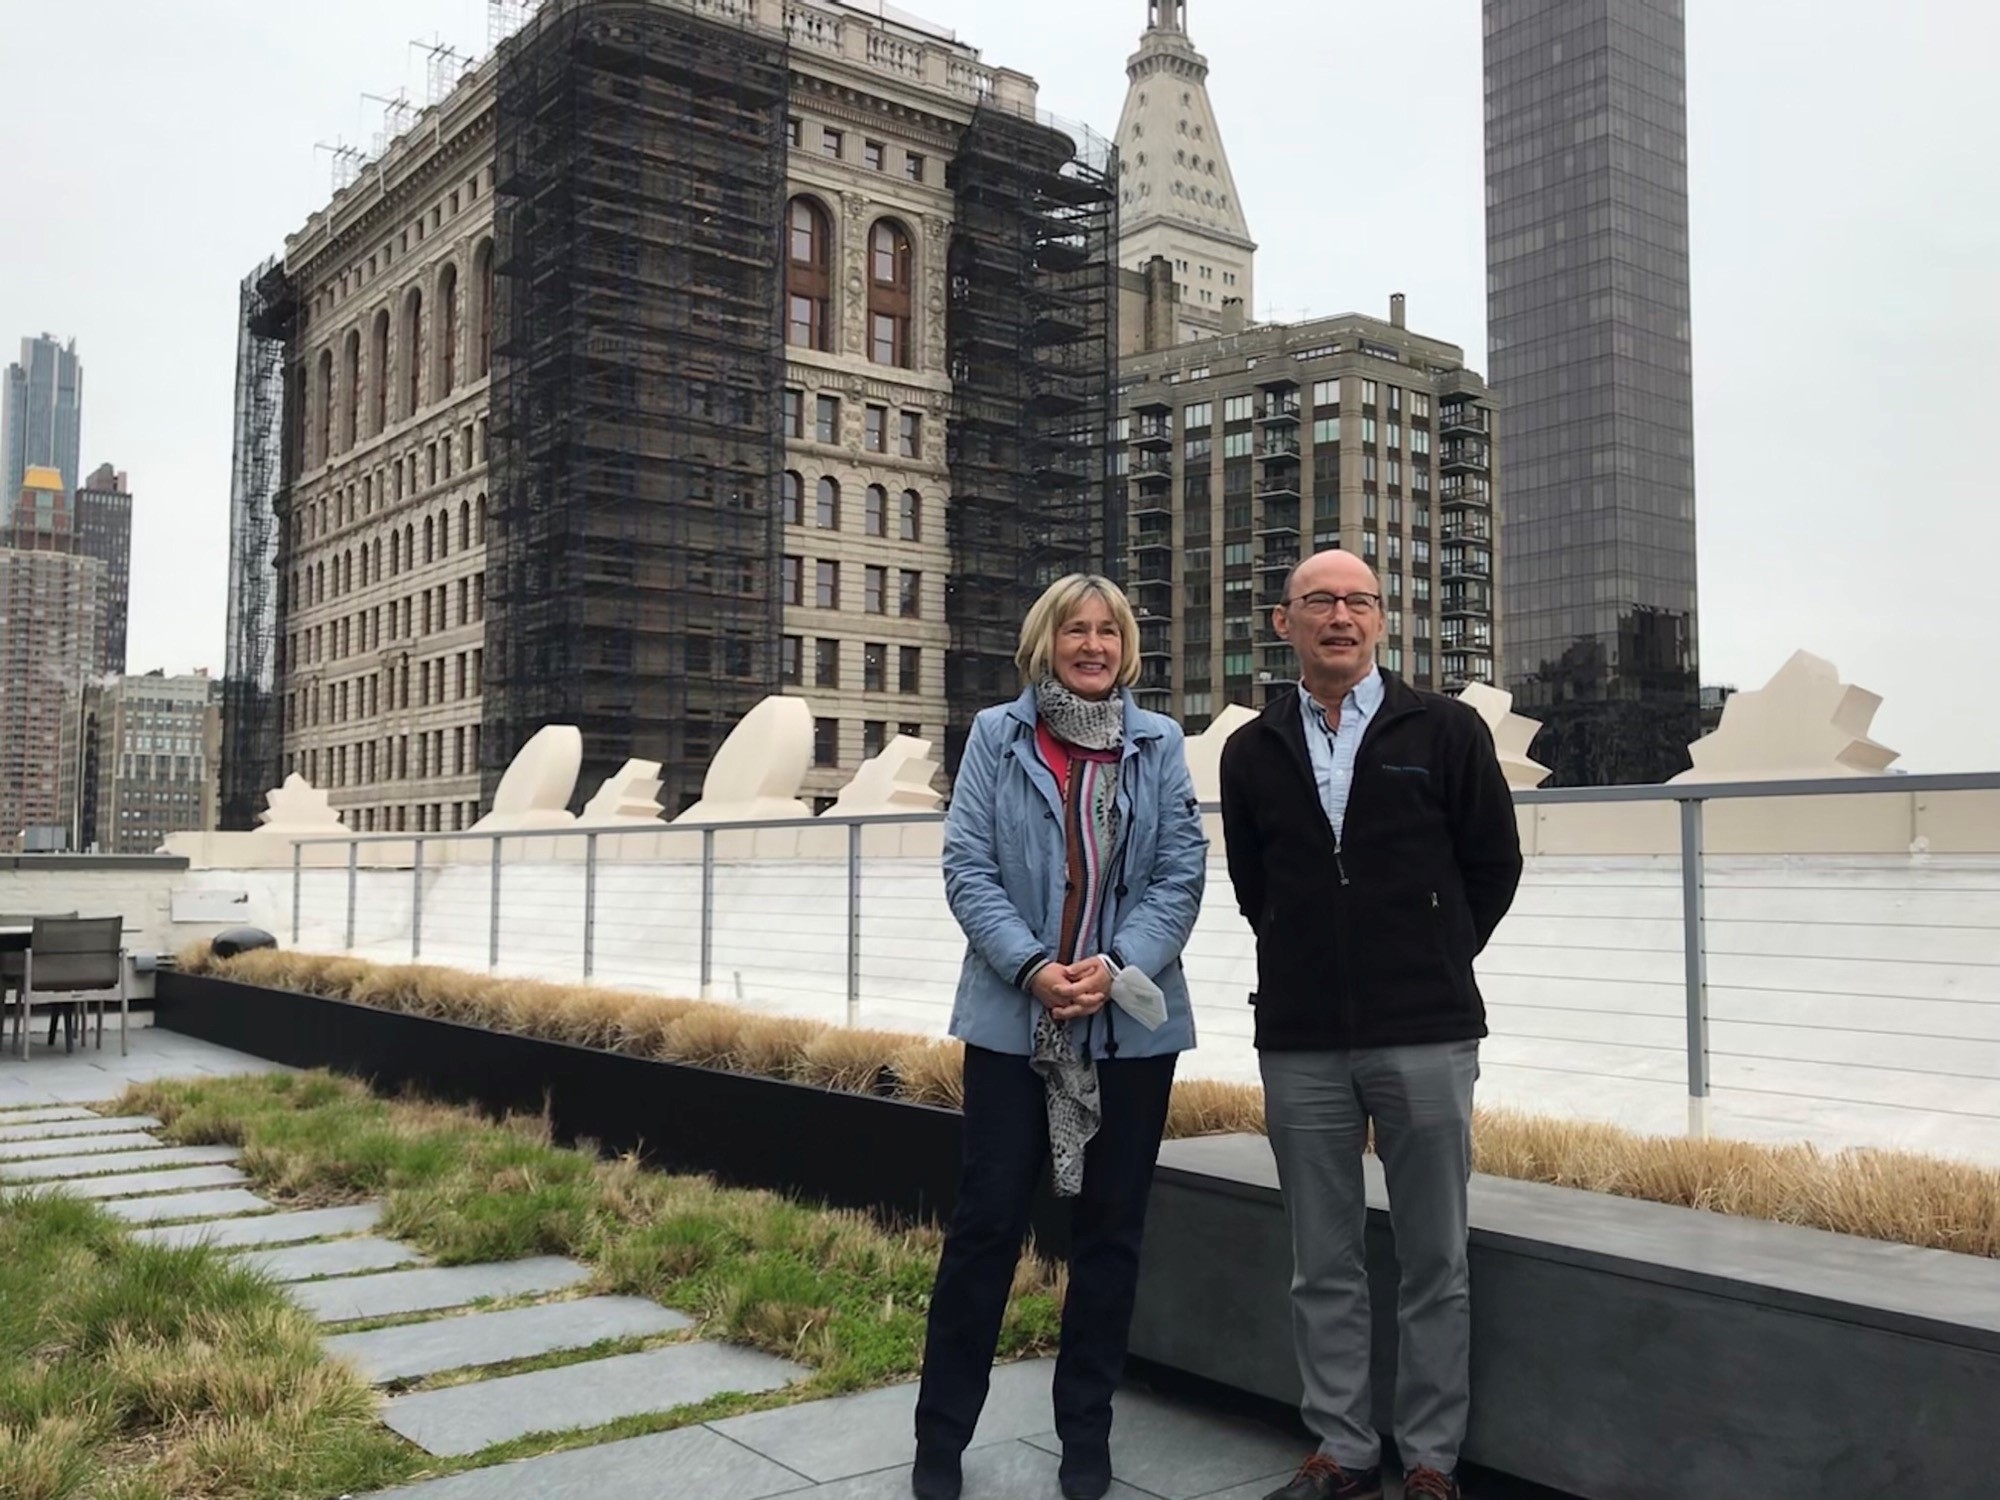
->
<box><xmin>1219</xmin><ymin>548</ymin><xmax>1522</xmax><ymax>1500</ymax></box>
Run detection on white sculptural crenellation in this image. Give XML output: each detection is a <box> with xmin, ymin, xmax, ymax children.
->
<box><xmin>1673</xmin><ymin>650</ymin><xmax>1898</xmax><ymax>782</ymax></box>
<box><xmin>580</xmin><ymin>759</ymin><xmax>668</xmax><ymax>826</ymax></box>
<box><xmin>471</xmin><ymin>724</ymin><xmax>583</xmax><ymax>832</ymax></box>
<box><xmin>1455</xmin><ymin>682</ymin><xmax>1552</xmax><ymax>790</ymax></box>
<box><xmin>829</xmin><ymin>735</ymin><xmax>944</xmax><ymax>817</ymax></box>
<box><xmin>255</xmin><ymin>773</ymin><xmax>349</xmax><ymax>834</ymax></box>
<box><xmin>1183</xmin><ymin>703</ymin><xmax>1258</xmax><ymax>805</ymax></box>
<box><xmin>674</xmin><ymin>695</ymin><xmax>815</xmax><ymax>824</ymax></box>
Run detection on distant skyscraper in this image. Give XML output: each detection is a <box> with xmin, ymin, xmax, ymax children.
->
<box><xmin>1112</xmin><ymin>0</ymin><xmax>1256</xmax><ymax>336</ymax></box>
<box><xmin>3</xmin><ymin>334</ymin><xmax>84</xmax><ymax>516</ymax></box>
<box><xmin>1484</xmin><ymin>0</ymin><xmax>1700</xmax><ymax>785</ymax></box>
<box><xmin>75</xmin><ymin>463</ymin><xmax>133</xmax><ymax>674</ymax></box>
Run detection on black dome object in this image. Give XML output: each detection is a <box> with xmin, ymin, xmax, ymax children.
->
<box><xmin>211</xmin><ymin>927</ymin><xmax>278</xmax><ymax>959</ymax></box>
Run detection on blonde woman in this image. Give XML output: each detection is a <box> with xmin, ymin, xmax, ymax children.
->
<box><xmin>912</xmin><ymin>574</ymin><xmax>1208</xmax><ymax>1500</ymax></box>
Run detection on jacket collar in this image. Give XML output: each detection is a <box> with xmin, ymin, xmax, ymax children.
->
<box><xmin>1258</xmin><ymin>668</ymin><xmax>1425</xmax><ymax>737</ymax></box>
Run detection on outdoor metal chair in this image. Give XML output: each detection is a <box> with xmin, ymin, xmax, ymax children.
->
<box><xmin>11</xmin><ymin>917</ymin><xmax>126</xmax><ymax>1060</ymax></box>
<box><xmin>0</xmin><ymin>911</ymin><xmax>76</xmax><ymax>1056</ymax></box>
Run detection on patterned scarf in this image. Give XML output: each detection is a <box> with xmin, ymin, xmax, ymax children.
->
<box><xmin>1031</xmin><ymin>679</ymin><xmax>1125</xmax><ymax>1197</ymax></box>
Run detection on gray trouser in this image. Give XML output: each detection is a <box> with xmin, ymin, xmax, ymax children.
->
<box><xmin>1260</xmin><ymin>1042</ymin><xmax>1479</xmax><ymax>1475</ymax></box>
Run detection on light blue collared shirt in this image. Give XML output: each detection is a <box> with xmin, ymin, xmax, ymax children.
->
<box><xmin>1299</xmin><ymin>668</ymin><xmax>1384</xmax><ymax>845</ymax></box>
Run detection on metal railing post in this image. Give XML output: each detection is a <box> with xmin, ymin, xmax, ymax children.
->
<box><xmin>488</xmin><ymin>836</ymin><xmax>503</xmax><ymax>971</ymax></box>
<box><xmin>699</xmin><ymin>827</ymin><xmax>715</xmax><ymax>998</ymax></box>
<box><xmin>411</xmin><ymin>836</ymin><xmax>425</xmax><ymax>961</ymax></box>
<box><xmin>290</xmin><ymin>842</ymin><xmax>302</xmax><ymax>946</ymax></box>
<box><xmin>344</xmin><ymin>840</ymin><xmax>359</xmax><ymax>952</ymax></box>
<box><xmin>846</xmin><ymin>820</ymin><xmax>861</xmax><ymax>1028</ymax></box>
<box><xmin>1679</xmin><ymin>797</ymin><xmax>1711</xmax><ymax>1138</ymax></box>
<box><xmin>583</xmin><ymin>832</ymin><xmax>598</xmax><ymax>982</ymax></box>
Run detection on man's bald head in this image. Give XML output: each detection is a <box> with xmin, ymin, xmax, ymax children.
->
<box><xmin>1280</xmin><ymin>547</ymin><xmax>1380</xmax><ymax>606</ymax></box>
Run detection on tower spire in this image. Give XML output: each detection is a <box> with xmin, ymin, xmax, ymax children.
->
<box><xmin>1147</xmin><ymin>0</ymin><xmax>1185</xmax><ymax>32</ymax></box>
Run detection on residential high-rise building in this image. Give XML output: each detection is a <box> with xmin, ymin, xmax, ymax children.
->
<box><xmin>1111</xmin><ymin>1</ymin><xmax>1254</xmax><ymax>337</ymax></box>
<box><xmin>78</xmin><ymin>671</ymin><xmax>221</xmax><ymax>854</ymax></box>
<box><xmin>1484</xmin><ymin>0</ymin><xmax>1700</xmax><ymax>784</ymax></box>
<box><xmin>75</xmin><ymin>463</ymin><xmax>133</xmax><ymax>674</ymax></box>
<box><xmin>0</xmin><ymin>466</ymin><xmax>106</xmax><ymax>851</ymax></box>
<box><xmin>223</xmin><ymin>0</ymin><xmax>1118</xmax><ymax>830</ymax></box>
<box><xmin>1119</xmin><ymin>291</ymin><xmax>1499</xmax><ymax>727</ymax></box>
<box><xmin>3</xmin><ymin>334</ymin><xmax>84</xmax><ymax>514</ymax></box>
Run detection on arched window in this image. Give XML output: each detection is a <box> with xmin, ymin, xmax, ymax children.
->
<box><xmin>370</xmin><ymin>309</ymin><xmax>390</xmax><ymax>434</ymax></box>
<box><xmin>459</xmin><ymin>500</ymin><xmax>471</xmax><ymax>551</ymax></box>
<box><xmin>373</xmin><ymin>538</ymin><xmax>383</xmax><ymax>583</ymax></box>
<box><xmin>900</xmin><ymin>488</ymin><xmax>923</xmax><ymax>542</ymax></box>
<box><xmin>405</xmin><ymin>524</ymin><xmax>416</xmax><ymax>571</ymax></box>
<box><xmin>342</xmin><ymin>330</ymin><xmax>361</xmax><ymax>452</ymax></box>
<box><xmin>786</xmin><ymin>198</ymin><xmax>832</xmax><ymax>351</ymax></box>
<box><xmin>314</xmin><ymin>561</ymin><xmax>325</xmax><ymax>605</ymax></box>
<box><xmin>342</xmin><ymin>550</ymin><xmax>353</xmax><ymax>594</ymax></box>
<box><xmin>390</xmin><ymin>530</ymin><xmax>402</xmax><ymax>577</ymax></box>
<box><xmin>865</xmin><ymin>484</ymin><xmax>887</xmax><ymax>538</ymax></box>
<box><xmin>867</xmin><ymin>220</ymin><xmax>913</xmax><ymax>368</ymax></box>
<box><xmin>424</xmin><ymin>516</ymin><xmax>435</xmax><ymax>564</ymax></box>
<box><xmin>436</xmin><ymin>508</ymin><xmax>450</xmax><ymax>560</ymax></box>
<box><xmin>782</xmin><ymin>470</ymin><xmax>803</xmax><ymax>526</ymax></box>
<box><xmin>316</xmin><ymin>348</ymin><xmax>335</xmax><ymax>466</ymax></box>
<box><xmin>473</xmin><ymin>240</ymin><xmax>495</xmax><ymax>378</ymax></box>
<box><xmin>815</xmin><ymin>476</ymin><xmax>840</xmax><ymax>530</ymax></box>
<box><xmin>402</xmin><ymin>286</ymin><xmax>425</xmax><ymax>417</ymax></box>
<box><xmin>437</xmin><ymin>262</ymin><xmax>460</xmax><ymax>396</ymax></box>
<box><xmin>475</xmin><ymin>493</ymin><xmax>487</xmax><ymax>544</ymax></box>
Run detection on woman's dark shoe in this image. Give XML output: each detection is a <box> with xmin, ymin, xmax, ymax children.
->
<box><xmin>910</xmin><ymin>1444</ymin><xmax>963</xmax><ymax>1500</ymax></box>
<box><xmin>1059</xmin><ymin>1443</ymin><xmax>1114</xmax><ymax>1500</ymax></box>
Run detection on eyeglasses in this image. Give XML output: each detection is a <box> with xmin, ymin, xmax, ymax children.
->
<box><xmin>1281</xmin><ymin>591</ymin><xmax>1382</xmax><ymax>618</ymax></box>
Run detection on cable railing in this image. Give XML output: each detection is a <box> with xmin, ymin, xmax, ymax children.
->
<box><xmin>282</xmin><ymin>772</ymin><xmax>2000</xmax><ymax>1163</ymax></box>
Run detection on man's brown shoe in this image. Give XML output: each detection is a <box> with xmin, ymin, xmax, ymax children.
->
<box><xmin>1260</xmin><ymin>1453</ymin><xmax>1384</xmax><ymax>1500</ymax></box>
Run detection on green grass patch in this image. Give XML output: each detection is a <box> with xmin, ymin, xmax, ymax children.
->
<box><xmin>116</xmin><ymin>1071</ymin><xmax>1065</xmax><ymax>1475</ymax></box>
<box><xmin>0</xmin><ymin>1190</ymin><xmax>420</xmax><ymax>1500</ymax></box>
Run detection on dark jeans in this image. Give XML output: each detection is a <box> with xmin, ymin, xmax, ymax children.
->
<box><xmin>914</xmin><ymin>1043</ymin><xmax>1178</xmax><ymax>1456</ymax></box>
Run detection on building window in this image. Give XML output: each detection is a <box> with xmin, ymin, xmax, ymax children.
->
<box><xmin>1362</xmin><ymin>380</ymin><xmax>1378</xmax><ymax>407</ymax></box>
<box><xmin>864</xmin><ymin>642</ymin><xmax>887</xmax><ymax>692</ymax></box>
<box><xmin>899</xmin><ymin>411</ymin><xmax>922</xmax><ymax>458</ymax></box>
<box><xmin>782</xmin><ymin>555</ymin><xmax>803</xmax><ymax>605</ymax></box>
<box><xmin>1223</xmin><ymin>395</ymin><xmax>1253</xmax><ymax>424</ymax></box>
<box><xmin>814</xmin><ymin>717</ymin><xmax>839</xmax><ymax>767</ymax></box>
<box><xmin>780</xmin><ymin>634</ymin><xmax>802</xmax><ymax>685</ymax></box>
<box><xmin>437</xmin><ymin>262</ymin><xmax>459</xmax><ymax>395</ymax></box>
<box><xmin>821</xmin><ymin>126</ymin><xmax>843</xmax><ymax>159</ymax></box>
<box><xmin>815</xmin><ymin>637</ymin><xmax>841</xmax><ymax>689</ymax></box>
<box><xmin>1313</xmin><ymin>417</ymin><xmax>1341</xmax><ymax>445</ymax></box>
<box><xmin>816</xmin><ymin>477</ymin><xmax>841</xmax><ymax>529</ymax></box>
<box><xmin>1312</xmin><ymin>378</ymin><xmax>1340</xmax><ymax>408</ymax></box>
<box><xmin>402</xmin><ymin>286</ymin><xmax>424</xmax><ymax>416</ymax></box>
<box><xmin>899</xmin><ymin>569</ymin><xmax>922</xmax><ymax>618</ymax></box>
<box><xmin>899</xmin><ymin>645</ymin><xmax>921</xmax><ymax>694</ymax></box>
<box><xmin>905</xmin><ymin>151</ymin><xmax>926</xmax><ymax>182</ymax></box>
<box><xmin>1183</xmin><ymin>401</ymin><xmax>1213</xmax><ymax>428</ymax></box>
<box><xmin>786</xmin><ymin>117</ymin><xmax>802</xmax><ymax>148</ymax></box>
<box><xmin>865</xmin><ymin>405</ymin><xmax>888</xmax><ymax>452</ymax></box>
<box><xmin>868</xmin><ymin>221</ymin><xmax>913</xmax><ymax>368</ymax></box>
<box><xmin>864</xmin><ymin>139</ymin><xmax>886</xmax><ymax>171</ymax></box>
<box><xmin>865</xmin><ymin>485</ymin><xmax>888</xmax><ymax>537</ymax></box>
<box><xmin>816</xmin><ymin>560</ymin><xmax>840</xmax><ymax>610</ymax></box>
<box><xmin>899</xmin><ymin>489</ymin><xmax>922</xmax><ymax>542</ymax></box>
<box><xmin>863</xmin><ymin>720</ymin><xmax>887</xmax><ymax>759</ymax></box>
<box><xmin>787</xmin><ymin>198</ymin><xmax>833</xmax><ymax>351</ymax></box>
<box><xmin>815</xmin><ymin>394</ymin><xmax>840</xmax><ymax>444</ymax></box>
<box><xmin>1389</xmin><ymin>386</ymin><xmax>1403</xmax><ymax>415</ymax></box>
<box><xmin>782</xmin><ymin>471</ymin><xmax>803</xmax><ymax>525</ymax></box>
<box><xmin>1411</xmin><ymin>392</ymin><xmax>1432</xmax><ymax>420</ymax></box>
<box><xmin>865</xmin><ymin>564</ymin><xmax>887</xmax><ymax>615</ymax></box>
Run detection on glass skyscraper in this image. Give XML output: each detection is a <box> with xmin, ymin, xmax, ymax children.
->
<box><xmin>1484</xmin><ymin>0</ymin><xmax>1700</xmax><ymax>785</ymax></box>
<box><xmin>3</xmin><ymin>334</ymin><xmax>84</xmax><ymax>517</ymax></box>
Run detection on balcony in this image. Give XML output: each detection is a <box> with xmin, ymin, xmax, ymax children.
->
<box><xmin>1441</xmin><ymin>402</ymin><xmax>1488</xmax><ymax>435</ymax></box>
<box><xmin>1259</xmin><ymin>436</ymin><xmax>1302</xmax><ymax>461</ymax></box>
<box><xmin>1256</xmin><ymin>500</ymin><xmax>1301</xmax><ymax>538</ymax></box>
<box><xmin>1440</xmin><ymin>438</ymin><xmax>1490</xmax><ymax>473</ymax></box>
<box><xmin>1132</xmin><ymin>527</ymin><xmax>1174</xmax><ymax>554</ymax></box>
<box><xmin>1131</xmin><ymin>490</ymin><xmax>1172</xmax><ymax>521</ymax></box>
<box><xmin>1440</xmin><ymin>476</ymin><xmax>1491</xmax><ymax>507</ymax></box>
<box><xmin>1131</xmin><ymin>567</ymin><xmax>1174</xmax><ymax>596</ymax></box>
<box><xmin>1139</xmin><ymin>625</ymin><xmax>1174</xmax><ymax>660</ymax></box>
<box><xmin>1256</xmin><ymin>371</ymin><xmax>1301</xmax><ymax>392</ymax></box>
<box><xmin>1443</xmin><ymin>547</ymin><xmax>1493</xmax><ymax>581</ymax></box>
<box><xmin>1443</xmin><ymin>514</ymin><xmax>1493</xmax><ymax>543</ymax></box>
<box><xmin>1133</xmin><ymin>451</ymin><xmax>1173</xmax><ymax>481</ymax></box>
<box><xmin>1256</xmin><ymin>396</ymin><xmax>1302</xmax><ymax>425</ymax></box>
<box><xmin>1257</xmin><ymin>545</ymin><xmax>1302</xmax><ymax>575</ymax></box>
<box><xmin>1442</xmin><ymin>584</ymin><xmax>1492</xmax><ymax>617</ymax></box>
<box><xmin>1256</xmin><ymin>475</ymin><xmax>1301</xmax><ymax>501</ymax></box>
<box><xmin>1133</xmin><ymin>393</ymin><xmax>1173</xmax><ymax>416</ymax></box>
<box><xmin>1132</xmin><ymin>417</ymin><xmax>1174</xmax><ymax>451</ymax></box>
<box><xmin>1441</xmin><ymin>621</ymin><xmax>1495</xmax><ymax>652</ymax></box>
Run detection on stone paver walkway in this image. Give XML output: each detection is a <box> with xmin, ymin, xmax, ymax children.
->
<box><xmin>0</xmin><ymin>1031</ymin><xmax>1381</xmax><ymax>1500</ymax></box>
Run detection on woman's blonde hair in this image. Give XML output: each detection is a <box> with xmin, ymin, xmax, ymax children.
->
<box><xmin>1015</xmin><ymin>574</ymin><xmax>1142</xmax><ymax>690</ymax></box>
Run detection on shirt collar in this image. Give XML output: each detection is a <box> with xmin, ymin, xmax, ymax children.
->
<box><xmin>1299</xmin><ymin>667</ymin><xmax>1384</xmax><ymax>731</ymax></box>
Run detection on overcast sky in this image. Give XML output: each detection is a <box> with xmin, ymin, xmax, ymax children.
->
<box><xmin>3</xmin><ymin>0</ymin><xmax>1994</xmax><ymax>768</ymax></box>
